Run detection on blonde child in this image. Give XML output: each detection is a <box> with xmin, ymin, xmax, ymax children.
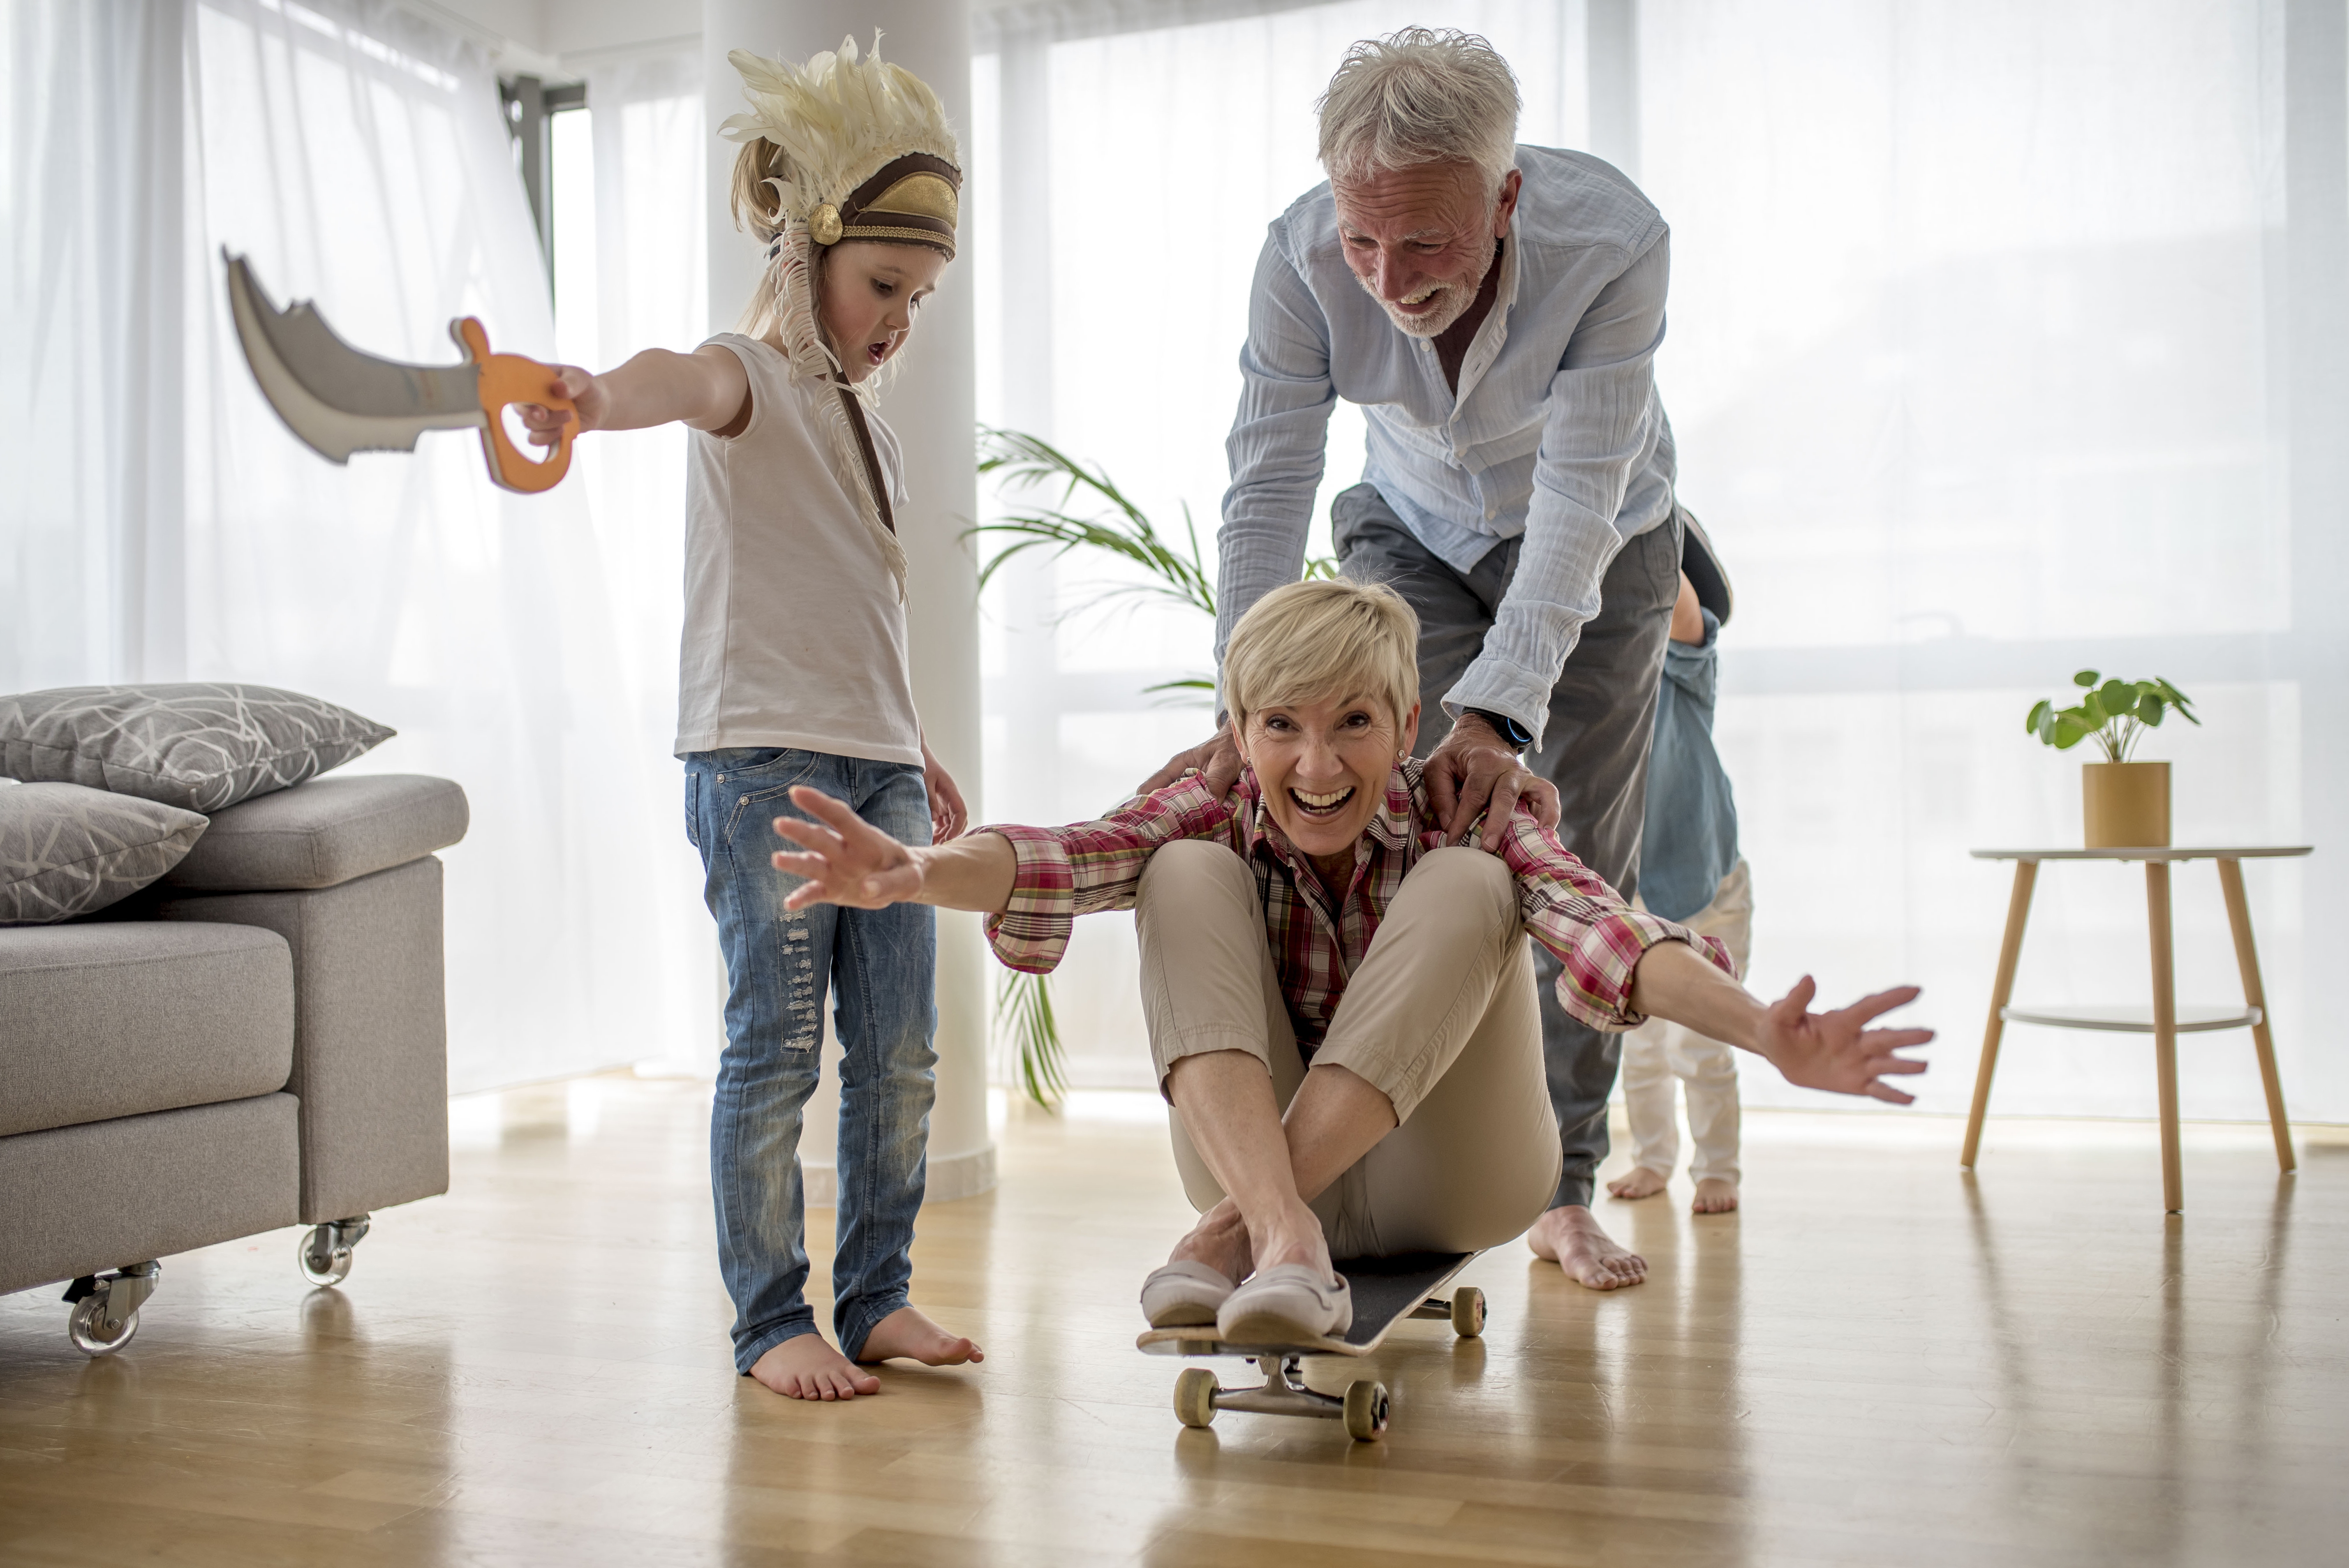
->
<box><xmin>521</xmin><ymin>38</ymin><xmax>980</xmax><ymax>1400</ymax></box>
<box><xmin>1608</xmin><ymin>520</ymin><xmax>1750</xmax><ymax>1215</ymax></box>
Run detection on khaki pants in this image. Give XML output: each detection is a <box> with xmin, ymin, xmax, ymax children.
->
<box><xmin>1621</xmin><ymin>857</ymin><xmax>1752</xmax><ymax>1185</ymax></box>
<box><xmin>1135</xmin><ymin>840</ymin><xmax>1563</xmax><ymax>1259</ymax></box>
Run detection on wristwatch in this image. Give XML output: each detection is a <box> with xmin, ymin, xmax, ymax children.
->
<box><xmin>1461</xmin><ymin>708</ymin><xmax>1534</xmax><ymax>751</ymax></box>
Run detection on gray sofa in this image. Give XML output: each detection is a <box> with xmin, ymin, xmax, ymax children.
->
<box><xmin>0</xmin><ymin>773</ymin><xmax>467</xmax><ymax>1353</ymax></box>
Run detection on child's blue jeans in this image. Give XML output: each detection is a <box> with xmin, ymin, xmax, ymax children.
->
<box><xmin>683</xmin><ymin>746</ymin><xmax>937</xmax><ymax>1372</ymax></box>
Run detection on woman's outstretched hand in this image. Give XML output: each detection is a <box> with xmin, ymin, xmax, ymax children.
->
<box><xmin>1754</xmin><ymin>978</ymin><xmax>1933</xmax><ymax>1104</ymax></box>
<box><xmin>772</xmin><ymin>786</ymin><xmax>924</xmax><ymax>910</ymax></box>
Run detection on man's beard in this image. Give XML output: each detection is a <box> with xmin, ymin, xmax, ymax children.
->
<box><xmin>1359</xmin><ymin>270</ymin><xmax>1481</xmax><ymax>338</ymax></box>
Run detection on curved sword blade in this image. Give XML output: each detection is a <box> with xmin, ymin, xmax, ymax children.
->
<box><xmin>224</xmin><ymin>250</ymin><xmax>483</xmax><ymax>463</ymax></box>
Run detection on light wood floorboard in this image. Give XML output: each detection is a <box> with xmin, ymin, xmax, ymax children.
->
<box><xmin>3</xmin><ymin>1080</ymin><xmax>2344</xmax><ymax>1566</ymax></box>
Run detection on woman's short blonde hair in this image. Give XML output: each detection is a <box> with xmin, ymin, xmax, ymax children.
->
<box><xmin>1224</xmin><ymin>578</ymin><xmax>1420</xmax><ymax>738</ymax></box>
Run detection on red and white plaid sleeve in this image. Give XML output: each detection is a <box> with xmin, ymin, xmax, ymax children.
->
<box><xmin>978</xmin><ymin>776</ymin><xmax>1237</xmax><ymax>975</ymax></box>
<box><xmin>1495</xmin><ymin>809</ymin><xmax>1735</xmax><ymax>1030</ymax></box>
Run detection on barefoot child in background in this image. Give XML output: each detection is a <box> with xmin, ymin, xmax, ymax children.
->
<box><xmin>1609</xmin><ymin>517</ymin><xmax>1752</xmax><ymax>1216</ymax></box>
<box><xmin>520</xmin><ymin>38</ymin><xmax>981</xmax><ymax>1400</ymax></box>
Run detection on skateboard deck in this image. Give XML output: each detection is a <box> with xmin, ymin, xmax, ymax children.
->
<box><xmin>1140</xmin><ymin>1252</ymin><xmax>1487</xmax><ymax>1441</ymax></box>
<box><xmin>1137</xmin><ymin>1249</ymin><xmax>1482</xmax><ymax>1358</ymax></box>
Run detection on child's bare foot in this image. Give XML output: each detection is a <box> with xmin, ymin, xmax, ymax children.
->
<box><xmin>1606</xmin><ymin>1166</ymin><xmax>1671</xmax><ymax>1201</ymax></box>
<box><xmin>1527</xmin><ymin>1204</ymin><xmax>1647</xmax><ymax>1290</ymax></box>
<box><xmin>856</xmin><ymin>1305</ymin><xmax>983</xmax><ymax>1368</ymax></box>
<box><xmin>750</xmin><ymin>1334</ymin><xmax>880</xmax><ymax>1401</ymax></box>
<box><xmin>1692</xmin><ymin>1177</ymin><xmax>1739</xmax><ymax>1214</ymax></box>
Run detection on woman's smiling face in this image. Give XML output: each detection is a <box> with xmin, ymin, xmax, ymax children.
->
<box><xmin>817</xmin><ymin>242</ymin><xmax>948</xmax><ymax>382</ymax></box>
<box><xmin>1235</xmin><ymin>691</ymin><xmax>1420</xmax><ymax>870</ymax></box>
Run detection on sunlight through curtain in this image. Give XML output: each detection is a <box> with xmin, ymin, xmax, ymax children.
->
<box><xmin>2</xmin><ymin>0</ymin><xmax>694</xmax><ymax>1091</ymax></box>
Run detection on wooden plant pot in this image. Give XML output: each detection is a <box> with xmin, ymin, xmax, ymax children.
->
<box><xmin>2083</xmin><ymin>761</ymin><xmax>2170</xmax><ymax>848</ymax></box>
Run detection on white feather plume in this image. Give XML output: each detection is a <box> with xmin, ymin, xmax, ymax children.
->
<box><xmin>721</xmin><ymin>35</ymin><xmax>959</xmax><ymax>218</ymax></box>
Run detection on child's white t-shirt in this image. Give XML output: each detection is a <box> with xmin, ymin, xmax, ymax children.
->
<box><xmin>673</xmin><ymin>333</ymin><xmax>922</xmax><ymax>767</ymax></box>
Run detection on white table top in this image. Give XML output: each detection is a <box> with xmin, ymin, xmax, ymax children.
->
<box><xmin>1970</xmin><ymin>846</ymin><xmax>2312</xmax><ymax>862</ymax></box>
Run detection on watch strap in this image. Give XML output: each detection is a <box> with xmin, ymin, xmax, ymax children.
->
<box><xmin>1463</xmin><ymin>708</ymin><xmax>1533</xmax><ymax>750</ymax></box>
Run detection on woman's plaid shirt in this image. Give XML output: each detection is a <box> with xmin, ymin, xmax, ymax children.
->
<box><xmin>980</xmin><ymin>758</ymin><xmax>1732</xmax><ymax>1051</ymax></box>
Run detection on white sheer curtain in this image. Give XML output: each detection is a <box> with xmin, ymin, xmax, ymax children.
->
<box><xmin>2</xmin><ymin>0</ymin><xmax>699</xmax><ymax>1092</ymax></box>
<box><xmin>554</xmin><ymin>47</ymin><xmax>720</xmax><ymax>1077</ymax></box>
<box><xmin>970</xmin><ymin>0</ymin><xmax>2347</xmax><ymax>1121</ymax></box>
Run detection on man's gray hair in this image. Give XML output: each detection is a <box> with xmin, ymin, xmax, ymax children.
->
<box><xmin>1316</xmin><ymin>28</ymin><xmax>1521</xmax><ymax>192</ymax></box>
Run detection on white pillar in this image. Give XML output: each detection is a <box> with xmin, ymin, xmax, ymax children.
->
<box><xmin>704</xmin><ymin>0</ymin><xmax>995</xmax><ymax>1203</ymax></box>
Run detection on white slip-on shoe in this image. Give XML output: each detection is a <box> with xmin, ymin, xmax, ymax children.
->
<box><xmin>1215</xmin><ymin>1263</ymin><xmax>1353</xmax><ymax>1343</ymax></box>
<box><xmin>1140</xmin><ymin>1260</ymin><xmax>1236</xmax><ymax>1328</ymax></box>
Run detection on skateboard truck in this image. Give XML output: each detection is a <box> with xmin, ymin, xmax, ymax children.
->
<box><xmin>1179</xmin><ymin>1351</ymin><xmax>1395</xmax><ymax>1440</ymax></box>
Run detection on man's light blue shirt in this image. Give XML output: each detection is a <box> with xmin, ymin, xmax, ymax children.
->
<box><xmin>1217</xmin><ymin>145</ymin><xmax>1678</xmax><ymax>745</ymax></box>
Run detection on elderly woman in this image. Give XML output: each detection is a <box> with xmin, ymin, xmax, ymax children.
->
<box><xmin>774</xmin><ymin>580</ymin><xmax>1931</xmax><ymax>1342</ymax></box>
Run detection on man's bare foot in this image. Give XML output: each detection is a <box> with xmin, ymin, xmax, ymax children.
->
<box><xmin>1526</xmin><ymin>1203</ymin><xmax>1648</xmax><ymax>1290</ymax></box>
<box><xmin>856</xmin><ymin>1305</ymin><xmax>983</xmax><ymax>1368</ymax></box>
<box><xmin>1168</xmin><ymin>1197</ymin><xmax>1253</xmax><ymax>1281</ymax></box>
<box><xmin>1692</xmin><ymin>1177</ymin><xmax>1739</xmax><ymax>1214</ymax></box>
<box><xmin>1606</xmin><ymin>1166</ymin><xmax>1670</xmax><ymax>1201</ymax></box>
<box><xmin>750</xmin><ymin>1334</ymin><xmax>881</xmax><ymax>1401</ymax></box>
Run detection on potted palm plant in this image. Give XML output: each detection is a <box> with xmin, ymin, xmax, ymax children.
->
<box><xmin>966</xmin><ymin>428</ymin><xmax>1333</xmax><ymax>1103</ymax></box>
<box><xmin>2025</xmin><ymin>670</ymin><xmax>2198</xmax><ymax>848</ymax></box>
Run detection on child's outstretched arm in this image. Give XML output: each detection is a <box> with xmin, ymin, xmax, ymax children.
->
<box><xmin>516</xmin><ymin>345</ymin><xmax>754</xmax><ymax>446</ymax></box>
<box><xmin>772</xmin><ymin>786</ymin><xmax>1015</xmax><ymax>913</ymax></box>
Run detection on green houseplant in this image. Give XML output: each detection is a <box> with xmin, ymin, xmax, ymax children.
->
<box><xmin>966</xmin><ymin>427</ymin><xmax>1336</xmax><ymax>1103</ymax></box>
<box><xmin>2026</xmin><ymin>670</ymin><xmax>2198</xmax><ymax>848</ymax></box>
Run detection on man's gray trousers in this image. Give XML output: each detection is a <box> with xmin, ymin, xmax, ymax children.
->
<box><xmin>1332</xmin><ymin>482</ymin><xmax>1683</xmax><ymax>1210</ymax></box>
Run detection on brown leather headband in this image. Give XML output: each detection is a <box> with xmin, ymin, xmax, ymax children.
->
<box><xmin>832</xmin><ymin>152</ymin><xmax>961</xmax><ymax>259</ymax></box>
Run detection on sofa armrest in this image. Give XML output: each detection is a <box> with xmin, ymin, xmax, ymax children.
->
<box><xmin>152</xmin><ymin>857</ymin><xmax>449</xmax><ymax>1221</ymax></box>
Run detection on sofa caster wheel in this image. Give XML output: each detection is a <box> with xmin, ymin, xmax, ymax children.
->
<box><xmin>299</xmin><ymin>1215</ymin><xmax>370</xmax><ymax>1288</ymax></box>
<box><xmin>1342</xmin><ymin>1379</ymin><xmax>1390</xmax><ymax>1441</ymax></box>
<box><xmin>62</xmin><ymin>1261</ymin><xmax>160</xmax><ymax>1356</ymax></box>
<box><xmin>1174</xmin><ymin>1366</ymin><xmax>1221</xmax><ymax>1428</ymax></box>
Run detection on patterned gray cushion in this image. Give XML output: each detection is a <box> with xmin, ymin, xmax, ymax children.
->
<box><xmin>0</xmin><ymin>684</ymin><xmax>394</xmax><ymax>812</ymax></box>
<box><xmin>0</xmin><ymin>779</ymin><xmax>209</xmax><ymax>924</ymax></box>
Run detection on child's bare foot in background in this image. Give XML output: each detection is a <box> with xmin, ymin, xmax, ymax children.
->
<box><xmin>1692</xmin><ymin>1177</ymin><xmax>1739</xmax><ymax>1214</ymax></box>
<box><xmin>751</xmin><ymin>1334</ymin><xmax>881</xmax><ymax>1400</ymax></box>
<box><xmin>1606</xmin><ymin>1166</ymin><xmax>1670</xmax><ymax>1200</ymax></box>
<box><xmin>857</xmin><ymin>1305</ymin><xmax>983</xmax><ymax>1367</ymax></box>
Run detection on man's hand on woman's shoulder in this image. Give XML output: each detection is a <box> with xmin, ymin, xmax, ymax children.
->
<box><xmin>1138</xmin><ymin>726</ymin><xmax>1246</xmax><ymax>802</ymax></box>
<box><xmin>1427</xmin><ymin>712</ymin><xmax>1561</xmax><ymax>851</ymax></box>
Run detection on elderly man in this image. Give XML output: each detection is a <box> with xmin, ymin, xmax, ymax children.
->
<box><xmin>1143</xmin><ymin>28</ymin><xmax>1687</xmax><ymax>1291</ymax></box>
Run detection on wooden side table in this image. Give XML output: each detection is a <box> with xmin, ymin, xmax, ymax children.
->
<box><xmin>1962</xmin><ymin>846</ymin><xmax>2311</xmax><ymax>1212</ymax></box>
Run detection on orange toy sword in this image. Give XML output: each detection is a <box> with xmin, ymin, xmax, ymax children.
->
<box><xmin>223</xmin><ymin>251</ymin><xmax>575</xmax><ymax>493</ymax></box>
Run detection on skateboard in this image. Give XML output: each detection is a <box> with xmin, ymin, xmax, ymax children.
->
<box><xmin>1137</xmin><ymin>1251</ymin><xmax>1486</xmax><ymax>1441</ymax></box>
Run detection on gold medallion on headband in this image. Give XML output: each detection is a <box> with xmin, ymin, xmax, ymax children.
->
<box><xmin>807</xmin><ymin>204</ymin><xmax>844</xmax><ymax>246</ymax></box>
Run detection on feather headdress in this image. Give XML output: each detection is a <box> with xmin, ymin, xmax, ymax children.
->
<box><xmin>720</xmin><ymin>36</ymin><xmax>962</xmax><ymax>600</ymax></box>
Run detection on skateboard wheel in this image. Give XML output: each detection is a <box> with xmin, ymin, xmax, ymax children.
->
<box><xmin>1450</xmin><ymin>1285</ymin><xmax>1486</xmax><ymax>1338</ymax></box>
<box><xmin>1342</xmin><ymin>1379</ymin><xmax>1389</xmax><ymax>1441</ymax></box>
<box><xmin>1174</xmin><ymin>1366</ymin><xmax>1220</xmax><ymax>1429</ymax></box>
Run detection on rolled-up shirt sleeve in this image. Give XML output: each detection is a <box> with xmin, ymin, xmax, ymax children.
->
<box><xmin>1495</xmin><ymin>806</ymin><xmax>1731</xmax><ymax>1030</ymax></box>
<box><xmin>979</xmin><ymin>779</ymin><xmax>1238</xmax><ymax>975</ymax></box>
<box><xmin>1216</xmin><ymin>222</ymin><xmax>1339</xmax><ymax>674</ymax></box>
<box><xmin>1444</xmin><ymin>228</ymin><xmax>1672</xmax><ymax>743</ymax></box>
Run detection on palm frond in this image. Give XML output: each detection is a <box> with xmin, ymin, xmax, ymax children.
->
<box><xmin>995</xmin><ymin>969</ymin><xmax>1068</xmax><ymax>1109</ymax></box>
<box><xmin>969</xmin><ymin>427</ymin><xmax>1218</xmax><ymax>621</ymax></box>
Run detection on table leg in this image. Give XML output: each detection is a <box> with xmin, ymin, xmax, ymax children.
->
<box><xmin>2146</xmin><ymin>861</ymin><xmax>2183</xmax><ymax>1213</ymax></box>
<box><xmin>1962</xmin><ymin>860</ymin><xmax>2038</xmax><ymax>1168</ymax></box>
<box><xmin>2216</xmin><ymin>857</ymin><xmax>2297</xmax><ymax>1175</ymax></box>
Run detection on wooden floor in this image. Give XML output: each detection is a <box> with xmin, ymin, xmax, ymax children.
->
<box><xmin>2</xmin><ymin>1080</ymin><xmax>2344</xmax><ymax>1566</ymax></box>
